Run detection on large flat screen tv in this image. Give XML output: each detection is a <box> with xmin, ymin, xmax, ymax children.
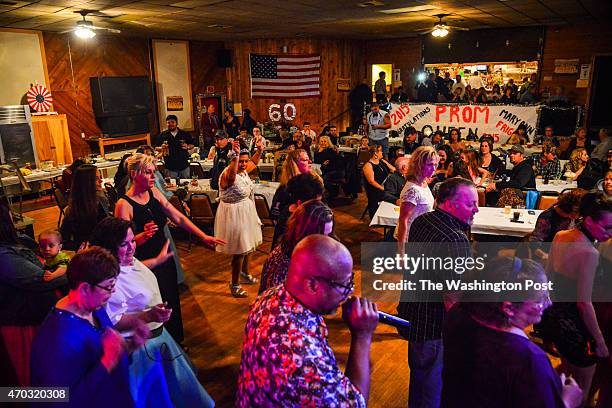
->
<box><xmin>90</xmin><ymin>76</ymin><xmax>153</xmax><ymax>136</ymax></box>
<box><xmin>90</xmin><ymin>76</ymin><xmax>152</xmax><ymax>117</ymax></box>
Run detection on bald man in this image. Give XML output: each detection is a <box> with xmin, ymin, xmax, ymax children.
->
<box><xmin>237</xmin><ymin>235</ymin><xmax>378</xmax><ymax>408</ymax></box>
<box><xmin>383</xmin><ymin>156</ymin><xmax>410</xmax><ymax>205</ymax></box>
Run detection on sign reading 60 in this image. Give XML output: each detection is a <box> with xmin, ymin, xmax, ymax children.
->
<box><xmin>268</xmin><ymin>103</ymin><xmax>297</xmax><ymax>121</ymax></box>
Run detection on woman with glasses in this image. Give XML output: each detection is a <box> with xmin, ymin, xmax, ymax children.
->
<box><xmin>442</xmin><ymin>256</ymin><xmax>583</xmax><ymax>408</ymax></box>
<box><xmin>89</xmin><ymin>217</ymin><xmax>214</xmax><ymax>408</ymax></box>
<box><xmin>259</xmin><ymin>199</ymin><xmax>334</xmax><ymax>294</ymax></box>
<box><xmin>115</xmin><ymin>153</ymin><xmax>224</xmax><ymax>347</ymax></box>
<box><xmin>539</xmin><ymin>192</ymin><xmax>612</xmax><ymax>406</ymax></box>
<box><xmin>60</xmin><ymin>164</ymin><xmax>110</xmax><ymax>250</ymax></box>
<box><xmin>31</xmin><ymin>247</ymin><xmax>149</xmax><ymax>408</ymax></box>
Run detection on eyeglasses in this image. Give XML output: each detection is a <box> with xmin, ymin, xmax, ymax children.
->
<box><xmin>314</xmin><ymin>273</ymin><xmax>355</xmax><ymax>298</ymax></box>
<box><xmin>533</xmin><ymin>294</ymin><xmax>551</xmax><ymax>310</ymax></box>
<box><xmin>93</xmin><ymin>282</ymin><xmax>116</xmax><ymax>292</ymax></box>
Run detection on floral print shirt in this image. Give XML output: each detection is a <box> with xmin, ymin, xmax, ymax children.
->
<box><xmin>236</xmin><ymin>285</ymin><xmax>366</xmax><ymax>408</ymax></box>
<box><xmin>258</xmin><ymin>243</ymin><xmax>291</xmax><ymax>294</ymax></box>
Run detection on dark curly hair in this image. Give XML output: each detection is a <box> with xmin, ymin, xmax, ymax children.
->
<box><xmin>580</xmin><ymin>191</ymin><xmax>612</xmax><ymax>221</ymax></box>
<box><xmin>88</xmin><ymin>217</ymin><xmax>136</xmax><ymax>260</ymax></box>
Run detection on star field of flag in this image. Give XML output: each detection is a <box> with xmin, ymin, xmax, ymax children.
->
<box><xmin>250</xmin><ymin>55</ymin><xmax>277</xmax><ymax>79</ymax></box>
<box><xmin>249</xmin><ymin>53</ymin><xmax>321</xmax><ymax>99</ymax></box>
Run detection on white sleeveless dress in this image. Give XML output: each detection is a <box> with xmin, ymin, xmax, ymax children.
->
<box><xmin>394</xmin><ymin>181</ymin><xmax>435</xmax><ymax>239</ymax></box>
<box><xmin>215</xmin><ymin>170</ymin><xmax>262</xmax><ymax>255</ymax></box>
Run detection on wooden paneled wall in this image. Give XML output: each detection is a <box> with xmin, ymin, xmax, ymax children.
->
<box><xmin>43</xmin><ymin>34</ymin><xmax>227</xmax><ymax>158</ymax></box>
<box><xmin>43</xmin><ymin>33</ymin><xmax>155</xmax><ymax>158</ymax></box>
<box><xmin>539</xmin><ymin>23</ymin><xmax>612</xmax><ymax>107</ymax></box>
<box><xmin>225</xmin><ymin>39</ymin><xmax>364</xmax><ymax>133</ymax></box>
<box><xmin>363</xmin><ymin>37</ymin><xmax>422</xmax><ymax>100</ymax></box>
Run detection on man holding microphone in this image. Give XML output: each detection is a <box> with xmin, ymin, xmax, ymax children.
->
<box><xmin>237</xmin><ymin>235</ymin><xmax>378</xmax><ymax>407</ymax></box>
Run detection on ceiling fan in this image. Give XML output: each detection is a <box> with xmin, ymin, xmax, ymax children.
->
<box><xmin>419</xmin><ymin>14</ymin><xmax>468</xmax><ymax>38</ymax></box>
<box><xmin>61</xmin><ymin>10</ymin><xmax>121</xmax><ymax>38</ymax></box>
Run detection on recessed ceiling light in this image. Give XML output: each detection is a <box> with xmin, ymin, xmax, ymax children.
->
<box><xmin>379</xmin><ymin>5</ymin><xmax>437</xmax><ymax>14</ymax></box>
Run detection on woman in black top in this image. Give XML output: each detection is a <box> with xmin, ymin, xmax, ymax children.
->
<box><xmin>241</xmin><ymin>108</ymin><xmax>257</xmax><ymax>134</ymax></box>
<box><xmin>60</xmin><ymin>165</ymin><xmax>110</xmax><ymax>250</ymax></box>
<box><xmin>362</xmin><ymin>145</ymin><xmax>395</xmax><ymax>218</ymax></box>
<box><xmin>529</xmin><ymin>189</ymin><xmax>585</xmax><ymax>261</ymax></box>
<box><xmin>479</xmin><ymin>139</ymin><xmax>505</xmax><ymax>178</ymax></box>
<box><xmin>223</xmin><ymin>110</ymin><xmax>240</xmax><ymax>138</ymax></box>
<box><xmin>562</xmin><ymin>127</ymin><xmax>592</xmax><ymax>160</ymax></box>
<box><xmin>115</xmin><ymin>153</ymin><xmax>224</xmax><ymax>345</ymax></box>
<box><xmin>314</xmin><ymin>136</ymin><xmax>345</xmax><ymax>199</ymax></box>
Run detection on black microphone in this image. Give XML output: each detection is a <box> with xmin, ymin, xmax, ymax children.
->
<box><xmin>378</xmin><ymin>311</ymin><xmax>411</xmax><ymax>328</ymax></box>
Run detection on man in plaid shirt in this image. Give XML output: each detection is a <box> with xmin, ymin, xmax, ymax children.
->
<box><xmin>397</xmin><ymin>177</ymin><xmax>479</xmax><ymax>407</ymax></box>
<box><xmin>532</xmin><ymin>145</ymin><xmax>562</xmax><ymax>180</ymax></box>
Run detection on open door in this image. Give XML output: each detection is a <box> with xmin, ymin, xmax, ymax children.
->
<box><xmin>588</xmin><ymin>55</ymin><xmax>612</xmax><ymax>132</ymax></box>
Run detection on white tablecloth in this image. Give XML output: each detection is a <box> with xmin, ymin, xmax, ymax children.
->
<box><xmin>535</xmin><ymin>180</ymin><xmax>577</xmax><ymax>194</ymax></box>
<box><xmin>338</xmin><ymin>146</ymin><xmax>358</xmax><ymax>154</ymax></box>
<box><xmin>190</xmin><ymin>159</ymin><xmax>274</xmax><ymax>173</ymax></box>
<box><xmin>1</xmin><ymin>160</ymin><xmax>119</xmax><ymax>187</ymax></box>
<box><xmin>370</xmin><ymin>201</ymin><xmax>542</xmax><ymax>237</ymax></box>
<box><xmin>173</xmin><ymin>179</ymin><xmax>279</xmax><ymax>205</ymax></box>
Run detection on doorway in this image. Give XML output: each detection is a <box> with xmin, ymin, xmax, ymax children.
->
<box><xmin>588</xmin><ymin>55</ymin><xmax>612</xmax><ymax>131</ymax></box>
<box><xmin>371</xmin><ymin>64</ymin><xmax>393</xmax><ymax>93</ymax></box>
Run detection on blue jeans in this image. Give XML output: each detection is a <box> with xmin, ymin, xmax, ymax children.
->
<box><xmin>166</xmin><ymin>167</ymin><xmax>191</xmax><ymax>180</ymax></box>
<box><xmin>408</xmin><ymin>339</ymin><xmax>443</xmax><ymax>408</ymax></box>
<box><xmin>369</xmin><ymin>137</ymin><xmax>389</xmax><ymax>158</ymax></box>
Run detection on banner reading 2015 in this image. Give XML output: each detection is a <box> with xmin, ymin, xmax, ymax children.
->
<box><xmin>389</xmin><ymin>103</ymin><xmax>540</xmax><ymax>143</ymax></box>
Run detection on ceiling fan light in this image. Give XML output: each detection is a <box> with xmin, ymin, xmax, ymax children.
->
<box><xmin>432</xmin><ymin>27</ymin><xmax>448</xmax><ymax>37</ymax></box>
<box><xmin>75</xmin><ymin>27</ymin><xmax>95</xmax><ymax>39</ymax></box>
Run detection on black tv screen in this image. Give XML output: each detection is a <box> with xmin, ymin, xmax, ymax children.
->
<box><xmin>90</xmin><ymin>76</ymin><xmax>152</xmax><ymax>116</ymax></box>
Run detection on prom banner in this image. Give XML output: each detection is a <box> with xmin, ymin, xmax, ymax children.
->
<box><xmin>388</xmin><ymin>103</ymin><xmax>540</xmax><ymax>143</ymax></box>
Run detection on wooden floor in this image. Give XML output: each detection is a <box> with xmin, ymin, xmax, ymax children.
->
<box><xmin>24</xmin><ymin>193</ymin><xmax>410</xmax><ymax>408</ymax></box>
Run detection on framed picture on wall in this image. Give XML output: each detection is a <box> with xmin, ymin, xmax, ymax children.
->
<box><xmin>196</xmin><ymin>93</ymin><xmax>224</xmax><ymax>145</ymax></box>
<box><xmin>337</xmin><ymin>79</ymin><xmax>351</xmax><ymax>91</ymax></box>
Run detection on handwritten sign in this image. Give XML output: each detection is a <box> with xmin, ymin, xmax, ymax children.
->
<box><xmin>554</xmin><ymin>59</ymin><xmax>579</xmax><ymax>74</ymax></box>
<box><xmin>166</xmin><ymin>96</ymin><xmax>183</xmax><ymax>111</ymax></box>
<box><xmin>389</xmin><ymin>103</ymin><xmax>540</xmax><ymax>143</ymax></box>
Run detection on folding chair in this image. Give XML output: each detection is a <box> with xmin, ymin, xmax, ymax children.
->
<box><xmin>52</xmin><ymin>185</ymin><xmax>68</xmax><ymax>228</ymax></box>
<box><xmin>188</xmin><ymin>193</ymin><xmax>215</xmax><ymax>250</ymax></box>
<box><xmin>254</xmin><ymin>194</ymin><xmax>275</xmax><ymax>253</ymax></box>
<box><xmin>190</xmin><ymin>161</ymin><xmax>207</xmax><ymax>179</ymax></box>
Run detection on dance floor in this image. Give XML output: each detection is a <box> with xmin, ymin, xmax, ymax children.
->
<box><xmin>24</xmin><ymin>194</ymin><xmax>410</xmax><ymax>407</ymax></box>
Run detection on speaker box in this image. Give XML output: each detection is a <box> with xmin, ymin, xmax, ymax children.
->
<box><xmin>216</xmin><ymin>49</ymin><xmax>233</xmax><ymax>68</ymax></box>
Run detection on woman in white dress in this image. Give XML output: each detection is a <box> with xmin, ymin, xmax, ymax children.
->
<box><xmin>215</xmin><ymin>139</ymin><xmax>264</xmax><ymax>297</ymax></box>
<box><xmin>396</xmin><ymin>146</ymin><xmax>439</xmax><ymax>254</ymax></box>
<box><xmin>89</xmin><ymin>217</ymin><xmax>214</xmax><ymax>408</ymax></box>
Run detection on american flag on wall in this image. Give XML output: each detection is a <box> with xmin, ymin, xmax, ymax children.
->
<box><xmin>249</xmin><ymin>54</ymin><xmax>321</xmax><ymax>98</ymax></box>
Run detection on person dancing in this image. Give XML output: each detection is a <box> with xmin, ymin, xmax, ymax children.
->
<box><xmin>215</xmin><ymin>138</ymin><xmax>265</xmax><ymax>297</ymax></box>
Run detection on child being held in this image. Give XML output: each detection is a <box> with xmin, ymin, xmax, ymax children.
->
<box><xmin>38</xmin><ymin>229</ymin><xmax>71</xmax><ymax>282</ymax></box>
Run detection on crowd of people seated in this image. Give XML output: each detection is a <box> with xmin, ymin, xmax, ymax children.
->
<box><xmin>1</xmin><ymin>102</ymin><xmax>611</xmax><ymax>408</ymax></box>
